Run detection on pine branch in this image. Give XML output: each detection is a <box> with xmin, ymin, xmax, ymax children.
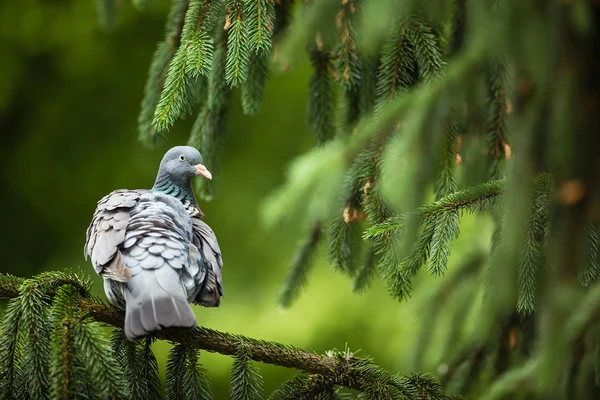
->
<box><xmin>166</xmin><ymin>344</ymin><xmax>211</xmax><ymax>400</ymax></box>
<box><xmin>0</xmin><ymin>272</ymin><xmax>449</xmax><ymax>396</ymax></box>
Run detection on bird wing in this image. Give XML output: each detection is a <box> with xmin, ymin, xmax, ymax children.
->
<box><xmin>191</xmin><ymin>217</ymin><xmax>224</xmax><ymax>307</ymax></box>
<box><xmin>84</xmin><ymin>189</ymin><xmax>146</xmax><ymax>282</ymax></box>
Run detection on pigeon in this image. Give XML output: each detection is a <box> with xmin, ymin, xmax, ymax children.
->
<box><xmin>84</xmin><ymin>146</ymin><xmax>223</xmax><ymax>340</ymax></box>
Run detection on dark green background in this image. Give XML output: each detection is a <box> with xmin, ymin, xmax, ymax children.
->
<box><xmin>0</xmin><ymin>1</ymin><xmax>488</xmax><ymax>396</ymax></box>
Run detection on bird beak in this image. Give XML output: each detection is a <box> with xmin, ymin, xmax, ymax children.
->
<box><xmin>194</xmin><ymin>164</ymin><xmax>212</xmax><ymax>180</ymax></box>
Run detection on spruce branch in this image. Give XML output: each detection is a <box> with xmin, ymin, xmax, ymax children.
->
<box><xmin>435</xmin><ymin>120</ymin><xmax>459</xmax><ymax>200</ymax></box>
<box><xmin>308</xmin><ymin>48</ymin><xmax>337</xmax><ymax>144</ymax></box>
<box><xmin>0</xmin><ymin>297</ymin><xmax>23</xmax><ymax>399</ymax></box>
<box><xmin>334</xmin><ymin>0</ymin><xmax>361</xmax><ymax>91</ymax></box>
<box><xmin>353</xmin><ymin>247</ymin><xmax>378</xmax><ymax>293</ymax></box>
<box><xmin>327</xmin><ymin>215</ymin><xmax>362</xmax><ymax>277</ymax></box>
<box><xmin>278</xmin><ymin>223</ymin><xmax>323</xmax><ymax>308</ymax></box>
<box><xmin>189</xmin><ymin>20</ymin><xmax>230</xmax><ymax>200</ymax></box>
<box><xmin>49</xmin><ymin>285</ymin><xmax>80</xmax><ymax>400</ymax></box>
<box><xmin>0</xmin><ymin>273</ymin><xmax>449</xmax><ymax>396</ymax></box>
<box><xmin>230</xmin><ymin>339</ymin><xmax>264</xmax><ymax>400</ymax></box>
<box><xmin>375</xmin><ymin>22</ymin><xmax>414</xmax><ymax>108</ymax></box>
<box><xmin>246</xmin><ymin>0</ymin><xmax>276</xmax><ymax>55</ymax></box>
<box><xmin>112</xmin><ymin>332</ymin><xmax>162</xmax><ymax>400</ymax></box>
<box><xmin>405</xmin><ymin>17</ymin><xmax>445</xmax><ymax>83</ymax></box>
<box><xmin>486</xmin><ymin>59</ymin><xmax>510</xmax><ymax>179</ymax></box>
<box><xmin>242</xmin><ymin>51</ymin><xmax>269</xmax><ymax>115</ymax></box>
<box><xmin>225</xmin><ymin>0</ymin><xmax>251</xmax><ymax>86</ymax></box>
<box><xmin>138</xmin><ymin>0</ymin><xmax>189</xmax><ymax>145</ymax></box>
<box><xmin>365</xmin><ymin>179</ymin><xmax>505</xmax><ymax>242</ymax></box>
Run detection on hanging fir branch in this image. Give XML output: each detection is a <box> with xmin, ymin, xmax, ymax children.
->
<box><xmin>230</xmin><ymin>340</ymin><xmax>264</xmax><ymax>400</ymax></box>
<box><xmin>242</xmin><ymin>52</ymin><xmax>269</xmax><ymax>115</ymax></box>
<box><xmin>0</xmin><ymin>297</ymin><xmax>23</xmax><ymax>399</ymax></box>
<box><xmin>308</xmin><ymin>47</ymin><xmax>337</xmax><ymax>144</ymax></box>
<box><xmin>353</xmin><ymin>247</ymin><xmax>377</xmax><ymax>293</ymax></box>
<box><xmin>225</xmin><ymin>0</ymin><xmax>251</xmax><ymax>86</ymax></box>
<box><xmin>48</xmin><ymin>285</ymin><xmax>80</xmax><ymax>399</ymax></box>
<box><xmin>334</xmin><ymin>0</ymin><xmax>361</xmax><ymax>91</ymax></box>
<box><xmin>112</xmin><ymin>332</ymin><xmax>162</xmax><ymax>400</ymax></box>
<box><xmin>578</xmin><ymin>226</ymin><xmax>600</xmax><ymax>287</ymax></box>
<box><xmin>374</xmin><ymin>22</ymin><xmax>414</xmax><ymax>108</ymax></box>
<box><xmin>240</xmin><ymin>0</ymin><xmax>275</xmax><ymax>114</ymax></box>
<box><xmin>19</xmin><ymin>279</ymin><xmax>52</xmax><ymax>399</ymax></box>
<box><xmin>435</xmin><ymin>120</ymin><xmax>459</xmax><ymax>200</ymax></box>
<box><xmin>406</xmin><ymin>17</ymin><xmax>445</xmax><ymax>83</ymax></box>
<box><xmin>189</xmin><ymin>18</ymin><xmax>230</xmax><ymax>200</ymax></box>
<box><xmin>327</xmin><ymin>215</ymin><xmax>363</xmax><ymax>276</ymax></box>
<box><xmin>246</xmin><ymin>0</ymin><xmax>275</xmax><ymax>55</ymax></box>
<box><xmin>153</xmin><ymin>0</ymin><xmax>220</xmax><ymax>132</ymax></box>
<box><xmin>487</xmin><ymin>59</ymin><xmax>510</xmax><ymax>179</ymax></box>
<box><xmin>166</xmin><ymin>344</ymin><xmax>212</xmax><ymax>400</ymax></box>
<box><xmin>138</xmin><ymin>0</ymin><xmax>189</xmax><ymax>145</ymax></box>
<box><xmin>278</xmin><ymin>224</ymin><xmax>322</xmax><ymax>308</ymax></box>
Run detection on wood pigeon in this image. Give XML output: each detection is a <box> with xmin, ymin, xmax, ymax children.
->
<box><xmin>84</xmin><ymin>146</ymin><xmax>223</xmax><ymax>340</ymax></box>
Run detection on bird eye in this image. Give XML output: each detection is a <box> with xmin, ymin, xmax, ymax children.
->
<box><xmin>178</xmin><ymin>155</ymin><xmax>185</xmax><ymax>162</ymax></box>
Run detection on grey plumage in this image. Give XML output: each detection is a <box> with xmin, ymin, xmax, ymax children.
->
<box><xmin>85</xmin><ymin>146</ymin><xmax>223</xmax><ymax>340</ymax></box>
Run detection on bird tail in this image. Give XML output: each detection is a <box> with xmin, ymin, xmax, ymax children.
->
<box><xmin>123</xmin><ymin>268</ymin><xmax>196</xmax><ymax>341</ymax></box>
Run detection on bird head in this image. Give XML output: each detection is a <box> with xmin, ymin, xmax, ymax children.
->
<box><xmin>157</xmin><ymin>146</ymin><xmax>212</xmax><ymax>184</ymax></box>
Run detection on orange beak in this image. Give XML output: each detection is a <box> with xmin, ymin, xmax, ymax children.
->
<box><xmin>194</xmin><ymin>164</ymin><xmax>212</xmax><ymax>180</ymax></box>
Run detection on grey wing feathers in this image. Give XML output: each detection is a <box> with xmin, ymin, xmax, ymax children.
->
<box><xmin>192</xmin><ymin>218</ymin><xmax>224</xmax><ymax>307</ymax></box>
<box><xmin>84</xmin><ymin>189</ymin><xmax>146</xmax><ymax>280</ymax></box>
<box><xmin>121</xmin><ymin>193</ymin><xmax>205</xmax><ymax>301</ymax></box>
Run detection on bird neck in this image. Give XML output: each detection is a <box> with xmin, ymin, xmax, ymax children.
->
<box><xmin>152</xmin><ymin>175</ymin><xmax>200</xmax><ymax>217</ymax></box>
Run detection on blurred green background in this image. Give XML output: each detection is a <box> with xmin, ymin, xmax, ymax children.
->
<box><xmin>0</xmin><ymin>1</ymin><xmax>490</xmax><ymax>396</ymax></box>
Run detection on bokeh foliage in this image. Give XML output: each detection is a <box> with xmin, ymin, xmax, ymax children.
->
<box><xmin>2</xmin><ymin>0</ymin><xmax>600</xmax><ymax>398</ymax></box>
